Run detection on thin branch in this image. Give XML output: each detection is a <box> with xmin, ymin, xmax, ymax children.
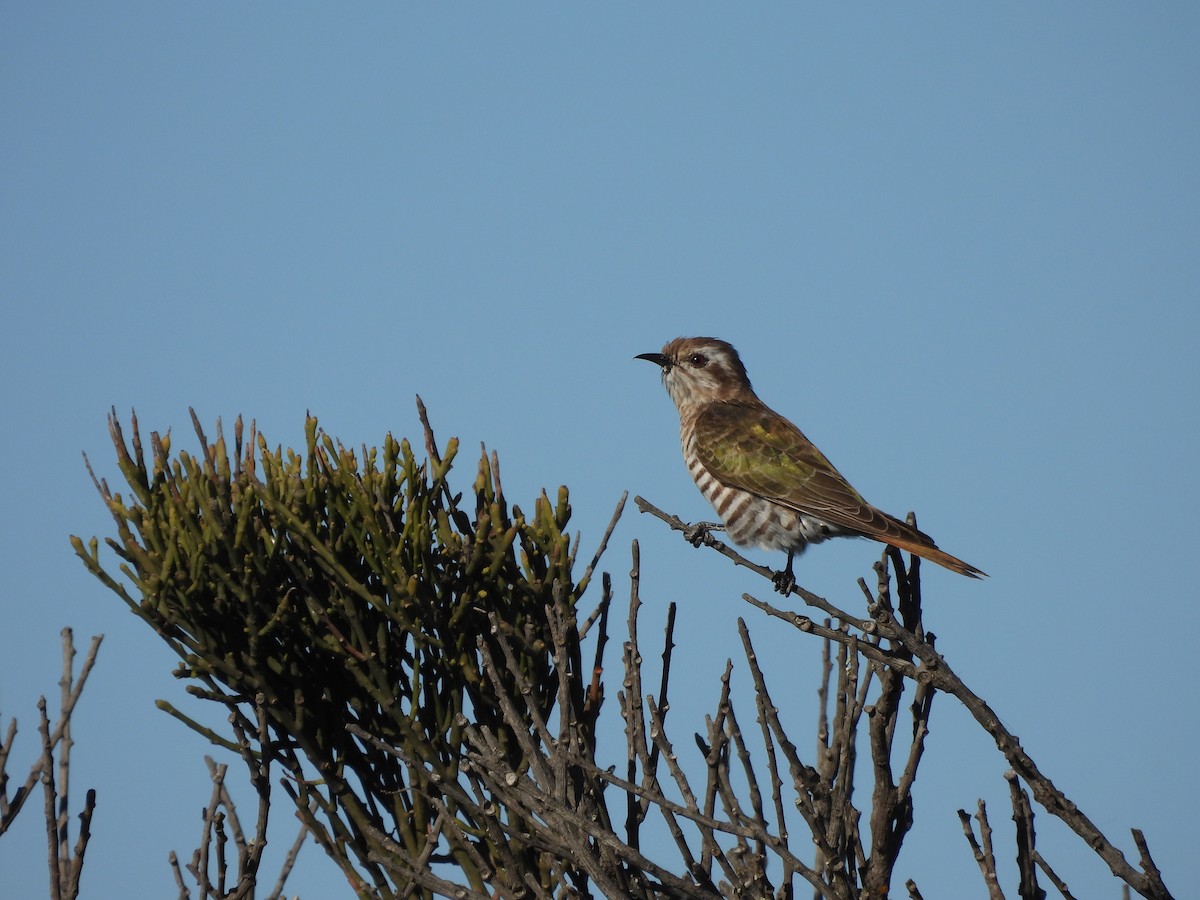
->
<box><xmin>1</xmin><ymin>634</ymin><xmax>103</xmax><ymax>839</ymax></box>
<box><xmin>959</xmin><ymin>801</ymin><xmax>1005</xmax><ymax>900</ymax></box>
<box><xmin>39</xmin><ymin>699</ymin><xmax>62</xmax><ymax>900</ymax></box>
<box><xmin>578</xmin><ymin>491</ymin><xmax>628</xmax><ymax>600</ymax></box>
<box><xmin>1033</xmin><ymin>850</ymin><xmax>1078</xmax><ymax>900</ymax></box>
<box><xmin>1007</xmin><ymin>771</ymin><xmax>1046</xmax><ymax>900</ymax></box>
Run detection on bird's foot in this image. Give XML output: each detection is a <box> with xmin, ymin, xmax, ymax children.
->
<box><xmin>683</xmin><ymin>520</ymin><xmax>724</xmax><ymax>547</ymax></box>
<box><xmin>772</xmin><ymin>552</ymin><xmax>797</xmax><ymax>594</ymax></box>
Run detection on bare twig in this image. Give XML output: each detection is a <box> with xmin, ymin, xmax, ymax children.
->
<box><xmin>5</xmin><ymin>631</ymin><xmax>103</xmax><ymax>900</ymax></box>
<box><xmin>959</xmin><ymin>801</ymin><xmax>1005</xmax><ymax>900</ymax></box>
<box><xmin>1034</xmin><ymin>850</ymin><xmax>1078</xmax><ymax>900</ymax></box>
<box><xmin>1</xmin><ymin>632</ymin><xmax>103</xmax><ymax>841</ymax></box>
<box><xmin>578</xmin><ymin>491</ymin><xmax>628</xmax><ymax>600</ymax></box>
<box><xmin>39</xmin><ymin>699</ymin><xmax>62</xmax><ymax>900</ymax></box>
<box><xmin>1007</xmin><ymin>771</ymin><xmax>1046</xmax><ymax>900</ymax></box>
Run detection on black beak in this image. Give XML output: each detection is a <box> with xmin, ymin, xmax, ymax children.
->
<box><xmin>635</xmin><ymin>352</ymin><xmax>670</xmax><ymax>368</ymax></box>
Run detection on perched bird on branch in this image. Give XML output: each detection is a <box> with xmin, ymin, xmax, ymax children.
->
<box><xmin>637</xmin><ymin>337</ymin><xmax>985</xmax><ymax>587</ymax></box>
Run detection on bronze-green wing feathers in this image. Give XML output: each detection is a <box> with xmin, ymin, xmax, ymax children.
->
<box><xmin>694</xmin><ymin>402</ymin><xmax>985</xmax><ymax>578</ymax></box>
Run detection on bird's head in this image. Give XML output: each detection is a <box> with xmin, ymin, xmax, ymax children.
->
<box><xmin>636</xmin><ymin>337</ymin><xmax>755</xmax><ymax>411</ymax></box>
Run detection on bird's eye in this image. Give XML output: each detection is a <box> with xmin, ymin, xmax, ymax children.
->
<box><xmin>688</xmin><ymin>353</ymin><xmax>708</xmax><ymax>368</ymax></box>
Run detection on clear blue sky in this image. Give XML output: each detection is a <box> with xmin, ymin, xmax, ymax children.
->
<box><xmin>3</xmin><ymin>5</ymin><xmax>1197</xmax><ymax>898</ymax></box>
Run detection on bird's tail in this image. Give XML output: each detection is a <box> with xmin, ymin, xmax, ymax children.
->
<box><xmin>884</xmin><ymin>530</ymin><xmax>987</xmax><ymax>579</ymax></box>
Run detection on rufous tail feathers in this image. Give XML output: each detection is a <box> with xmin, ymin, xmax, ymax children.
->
<box><xmin>883</xmin><ymin>531</ymin><xmax>986</xmax><ymax>579</ymax></box>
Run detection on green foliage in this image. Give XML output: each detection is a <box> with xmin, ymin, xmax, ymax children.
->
<box><xmin>73</xmin><ymin>405</ymin><xmax>597</xmax><ymax>897</ymax></box>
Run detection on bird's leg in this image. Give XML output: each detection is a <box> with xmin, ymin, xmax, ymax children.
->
<box><xmin>772</xmin><ymin>551</ymin><xmax>797</xmax><ymax>594</ymax></box>
<box><xmin>683</xmin><ymin>520</ymin><xmax>724</xmax><ymax>547</ymax></box>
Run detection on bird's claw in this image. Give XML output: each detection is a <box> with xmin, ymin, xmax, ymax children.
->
<box><xmin>682</xmin><ymin>521</ymin><xmax>723</xmax><ymax>548</ymax></box>
<box><xmin>771</xmin><ymin>569</ymin><xmax>796</xmax><ymax>594</ymax></box>
<box><xmin>772</xmin><ymin>551</ymin><xmax>797</xmax><ymax>594</ymax></box>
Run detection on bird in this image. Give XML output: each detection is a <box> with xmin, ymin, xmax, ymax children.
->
<box><xmin>636</xmin><ymin>336</ymin><xmax>985</xmax><ymax>585</ymax></box>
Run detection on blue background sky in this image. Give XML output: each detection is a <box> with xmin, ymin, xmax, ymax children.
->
<box><xmin>3</xmin><ymin>5</ymin><xmax>1197</xmax><ymax>898</ymax></box>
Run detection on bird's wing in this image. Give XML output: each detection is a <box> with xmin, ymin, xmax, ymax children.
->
<box><xmin>695</xmin><ymin>402</ymin><xmax>986</xmax><ymax>578</ymax></box>
<box><xmin>694</xmin><ymin>402</ymin><xmax>930</xmax><ymax>545</ymax></box>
